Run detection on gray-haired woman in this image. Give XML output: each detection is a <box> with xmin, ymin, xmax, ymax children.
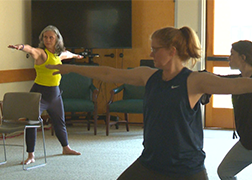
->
<box><xmin>8</xmin><ymin>25</ymin><xmax>82</xmax><ymax>165</ymax></box>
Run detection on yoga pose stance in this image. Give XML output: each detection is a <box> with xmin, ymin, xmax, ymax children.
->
<box><xmin>47</xmin><ymin>26</ymin><xmax>252</xmax><ymax>180</ymax></box>
<box><xmin>8</xmin><ymin>25</ymin><xmax>82</xmax><ymax>165</ymax></box>
<box><xmin>217</xmin><ymin>40</ymin><xmax>252</xmax><ymax>180</ymax></box>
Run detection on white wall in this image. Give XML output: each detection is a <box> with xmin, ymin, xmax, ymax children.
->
<box><xmin>174</xmin><ymin>0</ymin><xmax>206</xmax><ymax>71</ymax></box>
<box><xmin>0</xmin><ymin>0</ymin><xmax>34</xmax><ymax>100</ymax></box>
<box><xmin>174</xmin><ymin>0</ymin><xmax>207</xmax><ymax>124</ymax></box>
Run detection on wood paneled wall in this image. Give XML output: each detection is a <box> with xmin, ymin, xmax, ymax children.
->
<box><xmin>1</xmin><ymin>0</ymin><xmax>175</xmax><ymax>123</ymax></box>
<box><xmin>0</xmin><ymin>69</ymin><xmax>35</xmax><ymax>83</ymax></box>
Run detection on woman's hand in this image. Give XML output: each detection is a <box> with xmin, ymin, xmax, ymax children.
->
<box><xmin>46</xmin><ymin>64</ymin><xmax>72</xmax><ymax>75</ymax></box>
<box><xmin>59</xmin><ymin>50</ymin><xmax>83</xmax><ymax>60</ymax></box>
<box><xmin>8</xmin><ymin>44</ymin><xmax>24</xmax><ymax>50</ymax></box>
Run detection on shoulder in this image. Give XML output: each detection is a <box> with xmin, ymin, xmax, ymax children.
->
<box><xmin>29</xmin><ymin>47</ymin><xmax>46</xmax><ymax>60</ymax></box>
<box><xmin>188</xmin><ymin>70</ymin><xmax>217</xmax><ymax>82</ymax></box>
<box><xmin>33</xmin><ymin>48</ymin><xmax>47</xmax><ymax>64</ymax></box>
<box><xmin>187</xmin><ymin>71</ymin><xmax>210</xmax><ymax>93</ymax></box>
<box><xmin>122</xmin><ymin>66</ymin><xmax>158</xmax><ymax>86</ymax></box>
<box><xmin>31</xmin><ymin>47</ymin><xmax>46</xmax><ymax>57</ymax></box>
<box><xmin>134</xmin><ymin>66</ymin><xmax>158</xmax><ymax>73</ymax></box>
<box><xmin>32</xmin><ymin>47</ymin><xmax>45</xmax><ymax>53</ymax></box>
<box><xmin>125</xmin><ymin>66</ymin><xmax>158</xmax><ymax>76</ymax></box>
<box><xmin>135</xmin><ymin>66</ymin><xmax>158</xmax><ymax>81</ymax></box>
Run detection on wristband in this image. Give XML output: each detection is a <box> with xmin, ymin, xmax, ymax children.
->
<box><xmin>20</xmin><ymin>44</ymin><xmax>24</xmax><ymax>50</ymax></box>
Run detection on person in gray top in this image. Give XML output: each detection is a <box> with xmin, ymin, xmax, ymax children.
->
<box><xmin>218</xmin><ymin>40</ymin><xmax>252</xmax><ymax>180</ymax></box>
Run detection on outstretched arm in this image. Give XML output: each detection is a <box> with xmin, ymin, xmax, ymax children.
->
<box><xmin>59</xmin><ymin>50</ymin><xmax>83</xmax><ymax>60</ymax></box>
<box><xmin>46</xmin><ymin>64</ymin><xmax>156</xmax><ymax>86</ymax></box>
<box><xmin>187</xmin><ymin>71</ymin><xmax>252</xmax><ymax>109</ymax></box>
<box><xmin>8</xmin><ymin>44</ymin><xmax>45</xmax><ymax>61</ymax></box>
<box><xmin>190</xmin><ymin>71</ymin><xmax>252</xmax><ymax>95</ymax></box>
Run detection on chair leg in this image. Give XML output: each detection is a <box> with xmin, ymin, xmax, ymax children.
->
<box><xmin>93</xmin><ymin>111</ymin><xmax>98</xmax><ymax>135</ymax></box>
<box><xmin>87</xmin><ymin>112</ymin><xmax>91</xmax><ymax>131</ymax></box>
<box><xmin>87</xmin><ymin>121</ymin><xmax>91</xmax><ymax>131</ymax></box>
<box><xmin>41</xmin><ymin>122</ymin><xmax>47</xmax><ymax>164</ymax></box>
<box><xmin>51</xmin><ymin>125</ymin><xmax>54</xmax><ymax>136</ymax></box>
<box><xmin>23</xmin><ymin>123</ymin><xmax>47</xmax><ymax>170</ymax></box>
<box><xmin>106</xmin><ymin>111</ymin><xmax>110</xmax><ymax>136</ymax></box>
<box><xmin>0</xmin><ymin>133</ymin><xmax>7</xmax><ymax>165</ymax></box>
<box><xmin>124</xmin><ymin>113</ymin><xmax>129</xmax><ymax>132</ymax></box>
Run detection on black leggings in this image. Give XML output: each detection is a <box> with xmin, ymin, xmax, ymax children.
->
<box><xmin>117</xmin><ymin>158</ymin><xmax>209</xmax><ymax>180</ymax></box>
<box><xmin>26</xmin><ymin>83</ymin><xmax>68</xmax><ymax>152</ymax></box>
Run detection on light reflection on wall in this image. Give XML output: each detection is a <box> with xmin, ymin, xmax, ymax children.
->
<box><xmin>212</xmin><ymin>67</ymin><xmax>240</xmax><ymax>108</ymax></box>
<box><xmin>214</xmin><ymin>0</ymin><xmax>252</xmax><ymax>55</ymax></box>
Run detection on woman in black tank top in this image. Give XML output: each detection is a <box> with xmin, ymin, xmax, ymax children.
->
<box><xmin>47</xmin><ymin>27</ymin><xmax>252</xmax><ymax>180</ymax></box>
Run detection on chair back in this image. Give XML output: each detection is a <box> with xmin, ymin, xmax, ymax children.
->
<box><xmin>2</xmin><ymin>92</ymin><xmax>41</xmax><ymax>121</ymax></box>
<box><xmin>60</xmin><ymin>72</ymin><xmax>93</xmax><ymax>100</ymax></box>
<box><xmin>123</xmin><ymin>84</ymin><xmax>145</xmax><ymax>100</ymax></box>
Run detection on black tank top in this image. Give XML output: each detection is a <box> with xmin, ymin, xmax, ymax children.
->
<box><xmin>139</xmin><ymin>67</ymin><xmax>206</xmax><ymax>176</ymax></box>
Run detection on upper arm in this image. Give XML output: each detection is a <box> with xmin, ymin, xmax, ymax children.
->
<box><xmin>188</xmin><ymin>71</ymin><xmax>239</xmax><ymax>95</ymax></box>
<box><xmin>187</xmin><ymin>71</ymin><xmax>231</xmax><ymax>109</ymax></box>
<box><xmin>27</xmin><ymin>47</ymin><xmax>46</xmax><ymax>61</ymax></box>
<box><xmin>106</xmin><ymin>66</ymin><xmax>157</xmax><ymax>86</ymax></box>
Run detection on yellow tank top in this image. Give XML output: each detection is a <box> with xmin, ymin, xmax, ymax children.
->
<box><xmin>34</xmin><ymin>48</ymin><xmax>62</xmax><ymax>86</ymax></box>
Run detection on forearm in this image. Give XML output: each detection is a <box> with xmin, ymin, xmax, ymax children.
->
<box><xmin>48</xmin><ymin>64</ymin><xmax>152</xmax><ymax>85</ymax></box>
<box><xmin>59</xmin><ymin>65</ymin><xmax>124</xmax><ymax>83</ymax></box>
<box><xmin>8</xmin><ymin>44</ymin><xmax>31</xmax><ymax>53</ymax></box>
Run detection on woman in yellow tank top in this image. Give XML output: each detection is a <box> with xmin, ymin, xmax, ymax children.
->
<box><xmin>8</xmin><ymin>25</ymin><xmax>82</xmax><ymax>165</ymax></box>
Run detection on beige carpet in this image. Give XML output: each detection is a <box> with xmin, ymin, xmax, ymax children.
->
<box><xmin>0</xmin><ymin>124</ymin><xmax>252</xmax><ymax>180</ymax></box>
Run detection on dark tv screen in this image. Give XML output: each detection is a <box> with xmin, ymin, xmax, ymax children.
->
<box><xmin>31</xmin><ymin>0</ymin><xmax>132</xmax><ymax>49</ymax></box>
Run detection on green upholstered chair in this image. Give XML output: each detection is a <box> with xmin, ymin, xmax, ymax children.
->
<box><xmin>59</xmin><ymin>72</ymin><xmax>99</xmax><ymax>135</ymax></box>
<box><xmin>106</xmin><ymin>84</ymin><xmax>145</xmax><ymax>136</ymax></box>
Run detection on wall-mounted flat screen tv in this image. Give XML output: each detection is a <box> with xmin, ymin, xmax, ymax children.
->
<box><xmin>31</xmin><ymin>0</ymin><xmax>132</xmax><ymax>49</ymax></box>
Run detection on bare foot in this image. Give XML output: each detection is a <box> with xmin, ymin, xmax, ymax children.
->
<box><xmin>62</xmin><ymin>145</ymin><xmax>81</xmax><ymax>155</ymax></box>
<box><xmin>21</xmin><ymin>152</ymin><xmax>35</xmax><ymax>165</ymax></box>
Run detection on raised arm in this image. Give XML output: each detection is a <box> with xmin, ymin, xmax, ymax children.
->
<box><xmin>46</xmin><ymin>64</ymin><xmax>157</xmax><ymax>86</ymax></box>
<box><xmin>59</xmin><ymin>50</ymin><xmax>83</xmax><ymax>60</ymax></box>
<box><xmin>8</xmin><ymin>44</ymin><xmax>45</xmax><ymax>62</ymax></box>
<box><xmin>186</xmin><ymin>71</ymin><xmax>252</xmax><ymax>109</ymax></box>
<box><xmin>190</xmin><ymin>71</ymin><xmax>252</xmax><ymax>95</ymax></box>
